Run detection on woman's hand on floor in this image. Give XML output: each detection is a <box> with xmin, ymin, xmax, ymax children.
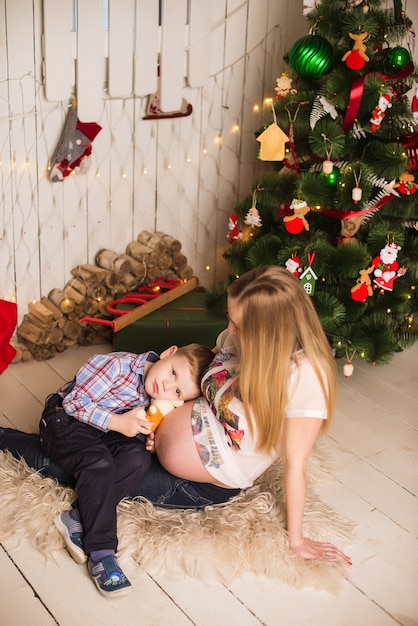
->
<box><xmin>290</xmin><ymin>537</ymin><xmax>352</xmax><ymax>565</ymax></box>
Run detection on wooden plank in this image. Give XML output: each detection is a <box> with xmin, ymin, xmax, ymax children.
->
<box><xmin>107</xmin><ymin>98</ymin><xmax>135</xmax><ymax>252</ymax></box>
<box><xmin>134</xmin><ymin>0</ymin><xmax>159</xmax><ymax>96</ymax></box>
<box><xmin>160</xmin><ymin>0</ymin><xmax>187</xmax><ymax>112</ymax></box>
<box><xmin>188</xmin><ymin>0</ymin><xmax>210</xmax><ymax>88</ymax></box>
<box><xmin>108</xmin><ymin>0</ymin><xmax>135</xmax><ymax>97</ymax></box>
<box><xmin>0</xmin><ymin>4</ymin><xmax>15</xmax><ymax>303</ymax></box>
<box><xmin>247</xmin><ymin>0</ymin><xmax>268</xmax><ymax>51</ymax></box>
<box><xmin>5</xmin><ymin>0</ymin><xmax>41</xmax><ymax>312</ymax></box>
<box><xmin>76</xmin><ymin>0</ymin><xmax>104</xmax><ymax>120</ymax></box>
<box><xmin>43</xmin><ymin>0</ymin><xmax>72</xmax><ymax>101</ymax></box>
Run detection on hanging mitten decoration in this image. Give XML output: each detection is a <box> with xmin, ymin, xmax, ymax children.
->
<box><xmin>285</xmin><ymin>254</ymin><xmax>303</xmax><ymax>277</ymax></box>
<box><xmin>341</xmin><ymin>32</ymin><xmax>370</xmax><ymax>70</ymax></box>
<box><xmin>394</xmin><ymin>171</ymin><xmax>417</xmax><ymax>195</ymax></box>
<box><xmin>299</xmin><ymin>252</ymin><xmax>317</xmax><ymax>296</ymax></box>
<box><xmin>372</xmin><ymin>241</ymin><xmax>407</xmax><ymax>293</ymax></box>
<box><xmin>49</xmin><ymin>101</ymin><xmax>102</xmax><ymax>182</ymax></box>
<box><xmin>227</xmin><ymin>214</ymin><xmax>241</xmax><ymax>243</ymax></box>
<box><xmin>351</xmin><ymin>266</ymin><xmax>374</xmax><ymax>302</ymax></box>
<box><xmin>284</xmin><ymin>198</ymin><xmax>311</xmax><ymax>234</ymax></box>
<box><xmin>369</xmin><ymin>91</ymin><xmax>393</xmax><ymax>133</ymax></box>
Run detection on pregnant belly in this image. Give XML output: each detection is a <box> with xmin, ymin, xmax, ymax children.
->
<box><xmin>154</xmin><ymin>400</ymin><xmax>229</xmax><ymax>486</ymax></box>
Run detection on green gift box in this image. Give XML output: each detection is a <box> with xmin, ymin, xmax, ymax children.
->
<box><xmin>113</xmin><ymin>292</ymin><xmax>227</xmax><ymax>354</ymax></box>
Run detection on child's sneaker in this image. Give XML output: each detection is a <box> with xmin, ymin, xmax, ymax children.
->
<box><xmin>88</xmin><ymin>555</ymin><xmax>132</xmax><ymax>597</ymax></box>
<box><xmin>55</xmin><ymin>509</ymin><xmax>87</xmax><ymax>564</ymax></box>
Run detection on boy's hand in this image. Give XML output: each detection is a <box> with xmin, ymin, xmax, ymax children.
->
<box><xmin>108</xmin><ymin>407</ymin><xmax>153</xmax><ymax>437</ymax></box>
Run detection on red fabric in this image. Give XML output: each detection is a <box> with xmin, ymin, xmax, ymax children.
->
<box><xmin>0</xmin><ymin>299</ymin><xmax>17</xmax><ymax>374</ymax></box>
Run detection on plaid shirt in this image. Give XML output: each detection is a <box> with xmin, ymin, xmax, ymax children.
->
<box><xmin>57</xmin><ymin>351</ymin><xmax>159</xmax><ymax>431</ymax></box>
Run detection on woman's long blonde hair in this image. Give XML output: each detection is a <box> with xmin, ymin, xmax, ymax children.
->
<box><xmin>228</xmin><ymin>265</ymin><xmax>337</xmax><ymax>455</ymax></box>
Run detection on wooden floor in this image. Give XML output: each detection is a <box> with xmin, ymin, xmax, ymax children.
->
<box><xmin>0</xmin><ymin>340</ymin><xmax>417</xmax><ymax>626</ymax></box>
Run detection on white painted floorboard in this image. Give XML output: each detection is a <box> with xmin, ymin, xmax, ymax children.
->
<box><xmin>0</xmin><ymin>341</ymin><xmax>417</xmax><ymax>626</ymax></box>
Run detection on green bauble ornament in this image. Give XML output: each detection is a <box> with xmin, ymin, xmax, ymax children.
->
<box><xmin>321</xmin><ymin>166</ymin><xmax>339</xmax><ymax>187</ymax></box>
<box><xmin>385</xmin><ymin>46</ymin><xmax>411</xmax><ymax>73</ymax></box>
<box><xmin>288</xmin><ymin>34</ymin><xmax>334</xmax><ymax>80</ymax></box>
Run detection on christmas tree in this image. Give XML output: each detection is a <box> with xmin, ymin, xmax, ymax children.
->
<box><xmin>222</xmin><ymin>0</ymin><xmax>418</xmax><ymax>369</ymax></box>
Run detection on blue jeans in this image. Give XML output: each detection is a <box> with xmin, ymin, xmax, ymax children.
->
<box><xmin>0</xmin><ymin>426</ymin><xmax>239</xmax><ymax>508</ymax></box>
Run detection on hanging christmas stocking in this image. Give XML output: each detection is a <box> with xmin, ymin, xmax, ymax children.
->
<box><xmin>49</xmin><ymin>103</ymin><xmax>102</xmax><ymax>182</ymax></box>
<box><xmin>0</xmin><ymin>299</ymin><xmax>17</xmax><ymax>375</ymax></box>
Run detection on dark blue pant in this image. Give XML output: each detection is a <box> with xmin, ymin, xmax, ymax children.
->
<box><xmin>1</xmin><ymin>419</ymin><xmax>240</xmax><ymax>516</ymax></box>
<box><xmin>38</xmin><ymin>394</ymin><xmax>152</xmax><ymax>554</ymax></box>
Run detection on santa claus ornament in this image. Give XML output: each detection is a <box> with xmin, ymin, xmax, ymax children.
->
<box><xmin>49</xmin><ymin>101</ymin><xmax>102</xmax><ymax>182</ymax></box>
<box><xmin>369</xmin><ymin>91</ymin><xmax>393</xmax><ymax>133</ymax></box>
<box><xmin>227</xmin><ymin>214</ymin><xmax>241</xmax><ymax>244</ymax></box>
<box><xmin>285</xmin><ymin>254</ymin><xmax>303</xmax><ymax>276</ymax></box>
<box><xmin>372</xmin><ymin>242</ymin><xmax>408</xmax><ymax>294</ymax></box>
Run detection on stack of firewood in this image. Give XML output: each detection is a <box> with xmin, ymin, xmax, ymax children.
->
<box><xmin>14</xmin><ymin>231</ymin><xmax>194</xmax><ymax>362</ymax></box>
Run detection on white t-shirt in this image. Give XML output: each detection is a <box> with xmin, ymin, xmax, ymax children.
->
<box><xmin>191</xmin><ymin>330</ymin><xmax>328</xmax><ymax>489</ymax></box>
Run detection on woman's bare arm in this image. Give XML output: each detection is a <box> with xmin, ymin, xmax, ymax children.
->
<box><xmin>281</xmin><ymin>417</ymin><xmax>352</xmax><ymax>565</ymax></box>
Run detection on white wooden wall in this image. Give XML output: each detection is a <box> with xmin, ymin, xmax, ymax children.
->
<box><xmin>0</xmin><ymin>0</ymin><xmax>305</xmax><ymax>322</ymax></box>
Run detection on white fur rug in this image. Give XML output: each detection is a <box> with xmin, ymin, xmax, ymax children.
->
<box><xmin>0</xmin><ymin>446</ymin><xmax>354</xmax><ymax>593</ymax></box>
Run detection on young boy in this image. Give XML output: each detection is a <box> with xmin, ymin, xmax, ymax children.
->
<box><xmin>39</xmin><ymin>343</ymin><xmax>214</xmax><ymax>597</ymax></box>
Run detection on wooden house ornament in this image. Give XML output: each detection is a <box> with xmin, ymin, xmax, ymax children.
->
<box><xmin>299</xmin><ymin>266</ymin><xmax>318</xmax><ymax>296</ymax></box>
